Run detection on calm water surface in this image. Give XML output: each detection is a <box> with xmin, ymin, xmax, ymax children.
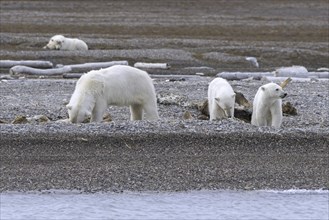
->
<box><xmin>1</xmin><ymin>189</ymin><xmax>328</xmax><ymax>220</ymax></box>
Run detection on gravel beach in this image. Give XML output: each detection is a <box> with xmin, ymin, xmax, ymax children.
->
<box><xmin>0</xmin><ymin>0</ymin><xmax>328</xmax><ymax>192</ymax></box>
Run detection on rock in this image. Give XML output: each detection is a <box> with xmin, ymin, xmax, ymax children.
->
<box><xmin>102</xmin><ymin>113</ymin><xmax>112</xmax><ymax>122</ymax></box>
<box><xmin>61</xmin><ymin>113</ymin><xmax>113</xmax><ymax>123</ymax></box>
<box><xmin>27</xmin><ymin>115</ymin><xmax>50</xmax><ymax>123</ymax></box>
<box><xmin>157</xmin><ymin>92</ymin><xmax>189</xmax><ymax>106</ymax></box>
<box><xmin>182</xmin><ymin>111</ymin><xmax>193</xmax><ymax>120</ymax></box>
<box><xmin>0</xmin><ymin>119</ymin><xmax>9</xmax><ymax>124</ymax></box>
<box><xmin>198</xmin><ymin>100</ymin><xmax>209</xmax><ymax>116</ymax></box>
<box><xmin>197</xmin><ymin>114</ymin><xmax>209</xmax><ymax>120</ymax></box>
<box><xmin>167</xmin><ymin>78</ymin><xmax>185</xmax><ymax>82</ymax></box>
<box><xmin>234</xmin><ymin>108</ymin><xmax>252</xmax><ymax>123</ymax></box>
<box><xmin>12</xmin><ymin>115</ymin><xmax>28</xmax><ymax>124</ymax></box>
<box><xmin>282</xmin><ymin>102</ymin><xmax>297</xmax><ymax>115</ymax></box>
<box><xmin>235</xmin><ymin>91</ymin><xmax>251</xmax><ymax>108</ymax></box>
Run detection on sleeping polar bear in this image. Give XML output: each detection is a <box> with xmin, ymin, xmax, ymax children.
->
<box><xmin>66</xmin><ymin>65</ymin><xmax>159</xmax><ymax>123</ymax></box>
<box><xmin>43</xmin><ymin>35</ymin><xmax>88</xmax><ymax>50</ymax></box>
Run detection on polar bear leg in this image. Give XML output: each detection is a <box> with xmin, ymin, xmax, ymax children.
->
<box><xmin>256</xmin><ymin>113</ymin><xmax>271</xmax><ymax>126</ymax></box>
<box><xmin>225</xmin><ymin>106</ymin><xmax>234</xmax><ymax>118</ymax></box>
<box><xmin>210</xmin><ymin>104</ymin><xmax>226</xmax><ymax>120</ymax></box>
<box><xmin>208</xmin><ymin>100</ymin><xmax>214</xmax><ymax>120</ymax></box>
<box><xmin>271</xmin><ymin>115</ymin><xmax>282</xmax><ymax>128</ymax></box>
<box><xmin>209</xmin><ymin>102</ymin><xmax>219</xmax><ymax>120</ymax></box>
<box><xmin>130</xmin><ymin>104</ymin><xmax>143</xmax><ymax>120</ymax></box>
<box><xmin>215</xmin><ymin>98</ymin><xmax>227</xmax><ymax>119</ymax></box>
<box><xmin>270</xmin><ymin>102</ymin><xmax>283</xmax><ymax>128</ymax></box>
<box><xmin>91</xmin><ymin>101</ymin><xmax>107</xmax><ymax>122</ymax></box>
<box><xmin>143</xmin><ymin>103</ymin><xmax>159</xmax><ymax>120</ymax></box>
<box><xmin>209</xmin><ymin>101</ymin><xmax>218</xmax><ymax>120</ymax></box>
<box><xmin>230</xmin><ymin>107</ymin><xmax>235</xmax><ymax>119</ymax></box>
<box><xmin>253</xmin><ymin>109</ymin><xmax>266</xmax><ymax>126</ymax></box>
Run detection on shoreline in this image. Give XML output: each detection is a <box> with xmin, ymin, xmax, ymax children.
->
<box><xmin>1</xmin><ymin>123</ymin><xmax>328</xmax><ymax>193</ymax></box>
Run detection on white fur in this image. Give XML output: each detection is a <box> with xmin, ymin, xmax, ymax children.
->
<box><xmin>44</xmin><ymin>35</ymin><xmax>88</xmax><ymax>50</ymax></box>
<box><xmin>208</xmin><ymin>77</ymin><xmax>236</xmax><ymax>120</ymax></box>
<box><xmin>66</xmin><ymin>65</ymin><xmax>159</xmax><ymax>123</ymax></box>
<box><xmin>251</xmin><ymin>82</ymin><xmax>287</xmax><ymax>128</ymax></box>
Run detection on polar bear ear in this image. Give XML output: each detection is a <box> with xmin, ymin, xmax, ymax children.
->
<box><xmin>66</xmin><ymin>104</ymin><xmax>72</xmax><ymax>110</ymax></box>
<box><xmin>261</xmin><ymin>86</ymin><xmax>266</xmax><ymax>91</ymax></box>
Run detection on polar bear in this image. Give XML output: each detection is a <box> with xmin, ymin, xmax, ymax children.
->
<box><xmin>43</xmin><ymin>35</ymin><xmax>88</xmax><ymax>50</ymax></box>
<box><xmin>251</xmin><ymin>82</ymin><xmax>287</xmax><ymax>128</ymax></box>
<box><xmin>208</xmin><ymin>77</ymin><xmax>236</xmax><ymax>120</ymax></box>
<box><xmin>66</xmin><ymin>65</ymin><xmax>159</xmax><ymax>123</ymax></box>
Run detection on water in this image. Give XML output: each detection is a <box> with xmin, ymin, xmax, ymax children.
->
<box><xmin>1</xmin><ymin>190</ymin><xmax>328</xmax><ymax>220</ymax></box>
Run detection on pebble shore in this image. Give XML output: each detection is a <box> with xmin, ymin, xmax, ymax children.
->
<box><xmin>0</xmin><ymin>0</ymin><xmax>328</xmax><ymax>192</ymax></box>
<box><xmin>0</xmin><ymin>78</ymin><xmax>328</xmax><ymax>192</ymax></box>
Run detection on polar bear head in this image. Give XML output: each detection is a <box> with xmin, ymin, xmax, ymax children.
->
<box><xmin>43</xmin><ymin>35</ymin><xmax>65</xmax><ymax>50</ymax></box>
<box><xmin>66</xmin><ymin>72</ymin><xmax>105</xmax><ymax>123</ymax></box>
<box><xmin>261</xmin><ymin>83</ymin><xmax>287</xmax><ymax>99</ymax></box>
<box><xmin>66</xmin><ymin>99</ymin><xmax>93</xmax><ymax>123</ymax></box>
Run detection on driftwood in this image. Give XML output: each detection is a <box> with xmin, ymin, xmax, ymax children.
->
<box><xmin>264</xmin><ymin>76</ymin><xmax>311</xmax><ymax>82</ymax></box>
<box><xmin>279</xmin><ymin>77</ymin><xmax>292</xmax><ymax>89</ymax></box>
<box><xmin>58</xmin><ymin>61</ymin><xmax>129</xmax><ymax>72</ymax></box>
<box><xmin>10</xmin><ymin>65</ymin><xmax>72</xmax><ymax>76</ymax></box>
<box><xmin>0</xmin><ymin>60</ymin><xmax>53</xmax><ymax>68</ymax></box>
<box><xmin>62</xmin><ymin>73</ymin><xmax>83</xmax><ymax>79</ymax></box>
<box><xmin>9</xmin><ymin>61</ymin><xmax>129</xmax><ymax>77</ymax></box>
<box><xmin>0</xmin><ymin>75</ymin><xmax>15</xmax><ymax>80</ymax></box>
<box><xmin>218</xmin><ymin>67</ymin><xmax>328</xmax><ymax>81</ymax></box>
<box><xmin>309</xmin><ymin>72</ymin><xmax>329</xmax><ymax>79</ymax></box>
<box><xmin>317</xmin><ymin>67</ymin><xmax>329</xmax><ymax>72</ymax></box>
<box><xmin>134</xmin><ymin>62</ymin><xmax>170</xmax><ymax>69</ymax></box>
<box><xmin>217</xmin><ymin>72</ymin><xmax>272</xmax><ymax>80</ymax></box>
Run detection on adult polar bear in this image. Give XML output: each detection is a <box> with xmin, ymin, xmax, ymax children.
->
<box><xmin>66</xmin><ymin>65</ymin><xmax>159</xmax><ymax>123</ymax></box>
<box><xmin>251</xmin><ymin>82</ymin><xmax>287</xmax><ymax>128</ymax></box>
<box><xmin>208</xmin><ymin>77</ymin><xmax>236</xmax><ymax>120</ymax></box>
<box><xmin>44</xmin><ymin>35</ymin><xmax>88</xmax><ymax>50</ymax></box>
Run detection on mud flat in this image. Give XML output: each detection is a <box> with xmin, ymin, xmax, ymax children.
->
<box><xmin>0</xmin><ymin>0</ymin><xmax>328</xmax><ymax>192</ymax></box>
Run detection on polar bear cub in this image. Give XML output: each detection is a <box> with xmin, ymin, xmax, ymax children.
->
<box><xmin>208</xmin><ymin>77</ymin><xmax>236</xmax><ymax>120</ymax></box>
<box><xmin>44</xmin><ymin>35</ymin><xmax>88</xmax><ymax>50</ymax></box>
<box><xmin>251</xmin><ymin>82</ymin><xmax>287</xmax><ymax>128</ymax></box>
<box><xmin>66</xmin><ymin>65</ymin><xmax>159</xmax><ymax>123</ymax></box>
